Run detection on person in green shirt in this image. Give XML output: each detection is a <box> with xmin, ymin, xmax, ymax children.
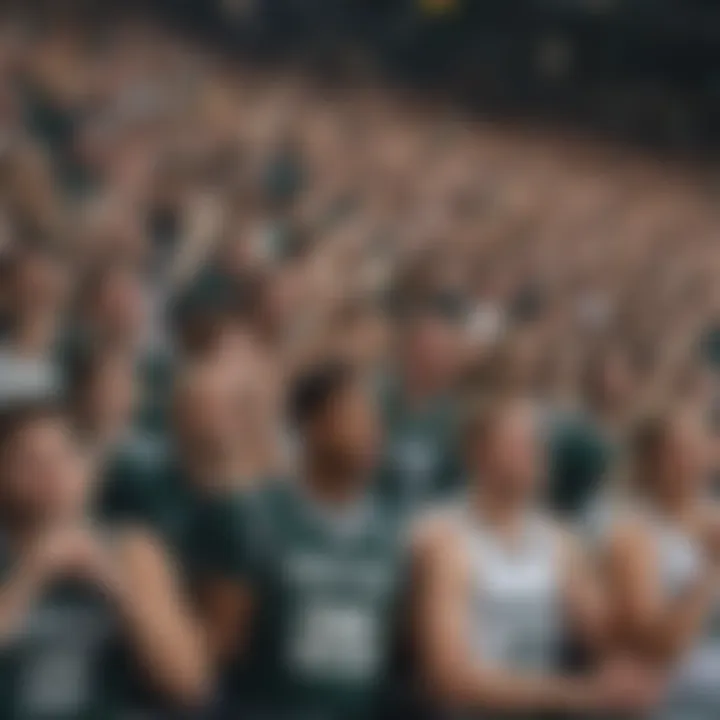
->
<box><xmin>194</xmin><ymin>361</ymin><xmax>408</xmax><ymax>720</ymax></box>
<box><xmin>99</xmin><ymin>354</ymin><xmax>263</xmax><ymax>578</ymax></box>
<box><xmin>377</xmin><ymin>305</ymin><xmax>463</xmax><ymax>516</ymax></box>
<box><xmin>0</xmin><ymin>400</ymin><xmax>208</xmax><ymax>719</ymax></box>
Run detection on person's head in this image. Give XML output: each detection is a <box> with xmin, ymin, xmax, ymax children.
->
<box><xmin>78</xmin><ymin>261</ymin><xmax>146</xmax><ymax>347</ymax></box>
<box><xmin>67</xmin><ymin>345</ymin><xmax>137</xmax><ymax>443</ymax></box>
<box><xmin>172</xmin><ymin>358</ymin><xmax>241</xmax><ymax>464</ymax></box>
<box><xmin>583</xmin><ymin>343</ymin><xmax>635</xmax><ymax>419</ymax></box>
<box><xmin>172</xmin><ymin>270</ymin><xmax>258</xmax><ymax>359</ymax></box>
<box><xmin>0</xmin><ymin>401</ymin><xmax>89</xmax><ymax>529</ymax></box>
<box><xmin>254</xmin><ymin>258</ymin><xmax>309</xmax><ymax>343</ymax></box>
<box><xmin>630</xmin><ymin>407</ymin><xmax>711</xmax><ymax>507</ymax></box>
<box><xmin>8</xmin><ymin>238</ymin><xmax>70</xmax><ymax>320</ymax></box>
<box><xmin>463</xmin><ymin>395</ymin><xmax>544</xmax><ymax>504</ymax></box>
<box><xmin>398</xmin><ymin>305</ymin><xmax>461</xmax><ymax>394</ymax></box>
<box><xmin>330</xmin><ymin>299</ymin><xmax>389</xmax><ymax>371</ymax></box>
<box><xmin>289</xmin><ymin>360</ymin><xmax>380</xmax><ymax>483</ymax></box>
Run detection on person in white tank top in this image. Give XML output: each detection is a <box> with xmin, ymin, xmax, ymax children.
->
<box><xmin>602</xmin><ymin>408</ymin><xmax>720</xmax><ymax>720</ymax></box>
<box><xmin>413</xmin><ymin>395</ymin><xmax>658</xmax><ymax>719</ymax></box>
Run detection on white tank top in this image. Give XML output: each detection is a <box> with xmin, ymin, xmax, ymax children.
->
<box><xmin>638</xmin><ymin>514</ymin><xmax>720</xmax><ymax>720</ymax></box>
<box><xmin>457</xmin><ymin>507</ymin><xmax>564</xmax><ymax>675</ymax></box>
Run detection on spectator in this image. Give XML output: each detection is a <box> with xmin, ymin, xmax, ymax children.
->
<box><xmin>0</xmin><ymin>401</ymin><xmax>209</xmax><ymax>717</ymax></box>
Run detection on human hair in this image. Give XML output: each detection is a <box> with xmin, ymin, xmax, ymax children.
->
<box><xmin>0</xmin><ymin>399</ymin><xmax>67</xmax><ymax>455</ymax></box>
<box><xmin>287</xmin><ymin>360</ymin><xmax>357</xmax><ymax>430</ymax></box>
<box><xmin>628</xmin><ymin>407</ymin><xmax>674</xmax><ymax>498</ymax></box>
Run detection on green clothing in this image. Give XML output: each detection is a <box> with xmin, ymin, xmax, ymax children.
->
<box><xmin>193</xmin><ymin>479</ymin><xmax>407</xmax><ymax>720</ymax></box>
<box><xmin>97</xmin><ymin>444</ymin><xmax>202</xmax><ymax>574</ymax></box>
<box><xmin>95</xmin><ymin>433</ymin><xmax>168</xmax><ymax>527</ymax></box>
<box><xmin>263</xmin><ymin>149</ymin><xmax>305</xmax><ymax>207</ymax></box>
<box><xmin>547</xmin><ymin>411</ymin><xmax>613</xmax><ymax>520</ymax></box>
<box><xmin>701</xmin><ymin>324</ymin><xmax>720</xmax><ymax>370</ymax></box>
<box><xmin>377</xmin><ymin>379</ymin><xmax>462</xmax><ymax>516</ymax></box>
<box><xmin>0</xmin><ymin>544</ymin><xmax>153</xmax><ymax>719</ymax></box>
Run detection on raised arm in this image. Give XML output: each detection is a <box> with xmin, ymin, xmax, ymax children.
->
<box><xmin>114</xmin><ymin>530</ymin><xmax>211</xmax><ymax>709</ymax></box>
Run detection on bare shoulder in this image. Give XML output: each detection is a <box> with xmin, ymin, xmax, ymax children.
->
<box><xmin>602</xmin><ymin>512</ymin><xmax>655</xmax><ymax>565</ymax></box>
<box><xmin>410</xmin><ymin>504</ymin><xmax>463</xmax><ymax>554</ymax></box>
<box><xmin>410</xmin><ymin>504</ymin><xmax>469</xmax><ymax>578</ymax></box>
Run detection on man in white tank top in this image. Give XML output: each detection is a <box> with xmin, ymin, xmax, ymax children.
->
<box><xmin>412</xmin><ymin>395</ymin><xmax>660</xmax><ymax>719</ymax></box>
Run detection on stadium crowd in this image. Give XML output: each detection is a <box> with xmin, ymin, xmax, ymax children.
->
<box><xmin>0</xmin><ymin>13</ymin><xmax>720</xmax><ymax>720</ymax></box>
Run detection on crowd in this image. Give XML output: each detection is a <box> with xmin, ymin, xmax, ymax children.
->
<box><xmin>0</xmin><ymin>13</ymin><xmax>720</xmax><ymax>720</ymax></box>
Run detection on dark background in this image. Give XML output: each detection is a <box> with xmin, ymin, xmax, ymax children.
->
<box><xmin>111</xmin><ymin>0</ymin><xmax>720</xmax><ymax>156</ymax></box>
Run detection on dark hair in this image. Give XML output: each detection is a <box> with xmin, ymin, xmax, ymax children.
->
<box><xmin>288</xmin><ymin>360</ymin><xmax>357</xmax><ymax>429</ymax></box>
<box><xmin>0</xmin><ymin>399</ymin><xmax>66</xmax><ymax>453</ymax></box>
<box><xmin>64</xmin><ymin>341</ymin><xmax>121</xmax><ymax>406</ymax></box>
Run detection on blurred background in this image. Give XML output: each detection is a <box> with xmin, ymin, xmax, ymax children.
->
<box><xmin>0</xmin><ymin>1</ymin><xmax>720</xmax><ymax>718</ymax></box>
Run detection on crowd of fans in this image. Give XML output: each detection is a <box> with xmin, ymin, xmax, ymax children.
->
<box><xmin>1</xmin><ymin>14</ymin><xmax>720</xmax><ymax>720</ymax></box>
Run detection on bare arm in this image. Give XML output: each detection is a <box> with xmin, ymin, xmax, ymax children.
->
<box><xmin>606</xmin><ymin>524</ymin><xmax>716</xmax><ymax>664</ymax></box>
<box><xmin>561</xmin><ymin>530</ymin><xmax>610</xmax><ymax>654</ymax></box>
<box><xmin>0</xmin><ymin>556</ymin><xmax>48</xmax><ymax>641</ymax></box>
<box><xmin>415</xmin><ymin>523</ymin><xmax>598</xmax><ymax>713</ymax></box>
<box><xmin>196</xmin><ymin>578</ymin><xmax>255</xmax><ymax>666</ymax></box>
<box><xmin>113</xmin><ymin>531</ymin><xmax>211</xmax><ymax>708</ymax></box>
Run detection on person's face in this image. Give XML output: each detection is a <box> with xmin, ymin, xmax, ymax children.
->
<box><xmin>83</xmin><ymin>357</ymin><xmax>137</xmax><ymax>438</ymax></box>
<box><xmin>337</xmin><ymin>312</ymin><xmax>389</xmax><ymax>370</ymax></box>
<box><xmin>655</xmin><ymin>414</ymin><xmax>712</xmax><ymax>500</ymax></box>
<box><xmin>263</xmin><ymin>263</ymin><xmax>307</xmax><ymax>333</ymax></box>
<box><xmin>94</xmin><ymin>269</ymin><xmax>146</xmax><ymax>342</ymax></box>
<box><xmin>309</xmin><ymin>382</ymin><xmax>381</xmax><ymax>479</ymax></box>
<box><xmin>174</xmin><ymin>368</ymin><xmax>240</xmax><ymax>457</ymax></box>
<box><xmin>403</xmin><ymin>316</ymin><xmax>460</xmax><ymax>389</ymax></box>
<box><xmin>1</xmin><ymin>417</ymin><xmax>89</xmax><ymax>525</ymax></box>
<box><xmin>15</xmin><ymin>251</ymin><xmax>69</xmax><ymax>315</ymax></box>
<box><xmin>472</xmin><ymin>405</ymin><xmax>544</xmax><ymax>502</ymax></box>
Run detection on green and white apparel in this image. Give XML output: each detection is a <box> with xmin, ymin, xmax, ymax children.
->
<box><xmin>0</xmin><ymin>533</ymin><xmax>160</xmax><ymax>720</ymax></box>
<box><xmin>192</xmin><ymin>478</ymin><xmax>408</xmax><ymax>720</ymax></box>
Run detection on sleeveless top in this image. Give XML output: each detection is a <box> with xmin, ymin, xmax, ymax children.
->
<box><xmin>638</xmin><ymin>514</ymin><xmax>720</xmax><ymax>720</ymax></box>
<box><xmin>451</xmin><ymin>504</ymin><xmax>565</xmax><ymax>719</ymax></box>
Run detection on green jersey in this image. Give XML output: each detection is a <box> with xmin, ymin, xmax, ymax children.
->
<box><xmin>377</xmin><ymin>379</ymin><xmax>462</xmax><ymax>516</ymax></box>
<box><xmin>194</xmin><ymin>479</ymin><xmax>408</xmax><ymax>720</ymax></box>
<box><xmin>0</xmin><ymin>542</ymin><xmax>155</xmax><ymax>719</ymax></box>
